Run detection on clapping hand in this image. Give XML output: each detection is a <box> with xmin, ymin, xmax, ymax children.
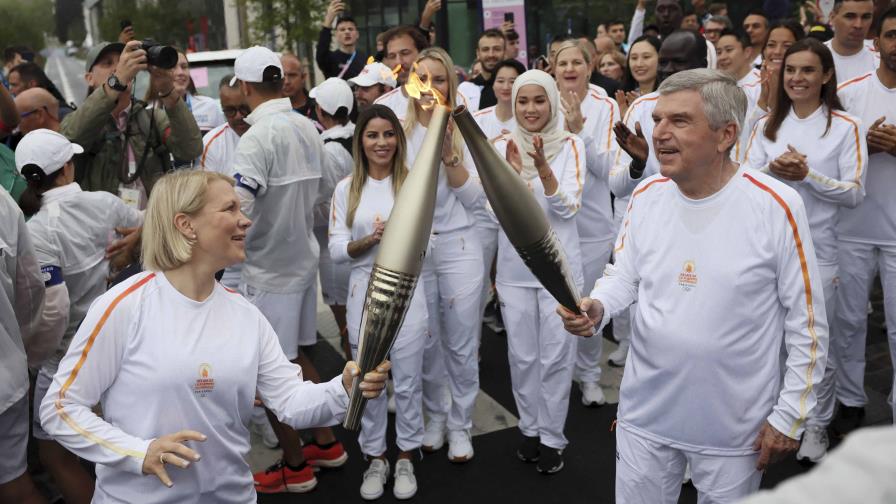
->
<box><xmin>867</xmin><ymin>117</ymin><xmax>896</xmax><ymax>156</ymax></box>
<box><xmin>769</xmin><ymin>144</ymin><xmax>809</xmax><ymax>181</ymax></box>
<box><xmin>560</xmin><ymin>90</ymin><xmax>586</xmax><ymax>134</ymax></box>
<box><xmin>614</xmin><ymin>120</ymin><xmax>649</xmax><ymax>163</ymax></box>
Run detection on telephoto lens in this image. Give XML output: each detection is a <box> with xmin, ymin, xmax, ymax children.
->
<box><xmin>141</xmin><ymin>39</ymin><xmax>178</xmax><ymax>69</ymax></box>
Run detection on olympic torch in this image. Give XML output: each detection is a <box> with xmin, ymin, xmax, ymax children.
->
<box><xmin>343</xmin><ymin>103</ymin><xmax>449</xmax><ymax>431</ymax></box>
<box><xmin>452</xmin><ymin>106</ymin><xmax>581</xmax><ymax>315</ymax></box>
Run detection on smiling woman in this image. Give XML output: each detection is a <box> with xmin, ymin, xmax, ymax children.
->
<box><xmin>38</xmin><ymin>169</ymin><xmax>389</xmax><ymax>503</ymax></box>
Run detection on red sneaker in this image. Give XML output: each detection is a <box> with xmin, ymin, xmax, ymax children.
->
<box><xmin>253</xmin><ymin>460</ymin><xmax>317</xmax><ymax>493</ymax></box>
<box><xmin>302</xmin><ymin>441</ymin><xmax>349</xmax><ymax>468</ymax></box>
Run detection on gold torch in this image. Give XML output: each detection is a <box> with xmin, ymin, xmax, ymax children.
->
<box><xmin>452</xmin><ymin>106</ymin><xmax>581</xmax><ymax>315</ymax></box>
<box><xmin>344</xmin><ymin>74</ymin><xmax>450</xmax><ymax>431</ymax></box>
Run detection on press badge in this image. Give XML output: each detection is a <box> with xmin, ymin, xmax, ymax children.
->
<box><xmin>119</xmin><ymin>186</ymin><xmax>141</xmax><ymax>208</ymax></box>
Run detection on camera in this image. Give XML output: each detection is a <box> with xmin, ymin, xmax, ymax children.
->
<box><xmin>141</xmin><ymin>39</ymin><xmax>178</xmax><ymax>69</ymax></box>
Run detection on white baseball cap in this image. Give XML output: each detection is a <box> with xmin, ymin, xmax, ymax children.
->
<box><xmin>15</xmin><ymin>129</ymin><xmax>83</xmax><ymax>176</ymax></box>
<box><xmin>349</xmin><ymin>61</ymin><xmax>398</xmax><ymax>88</ymax></box>
<box><xmin>229</xmin><ymin>46</ymin><xmax>283</xmax><ymax>86</ymax></box>
<box><xmin>309</xmin><ymin>77</ymin><xmax>354</xmax><ymax>116</ymax></box>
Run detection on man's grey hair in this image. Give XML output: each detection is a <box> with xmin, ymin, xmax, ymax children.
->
<box><xmin>219</xmin><ymin>74</ymin><xmax>239</xmax><ymax>90</ymax></box>
<box><xmin>704</xmin><ymin>15</ymin><xmax>733</xmax><ymax>30</ymax></box>
<box><xmin>658</xmin><ymin>69</ymin><xmax>747</xmax><ymax>140</ymax></box>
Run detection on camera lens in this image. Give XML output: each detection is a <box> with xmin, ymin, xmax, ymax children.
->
<box><xmin>147</xmin><ymin>45</ymin><xmax>178</xmax><ymax>69</ymax></box>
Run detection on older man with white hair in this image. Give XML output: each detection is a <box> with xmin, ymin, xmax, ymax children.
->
<box><xmin>559</xmin><ymin>69</ymin><xmax>828</xmax><ymax>503</ymax></box>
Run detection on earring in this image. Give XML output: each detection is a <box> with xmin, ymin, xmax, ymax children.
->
<box><xmin>191</xmin><ymin>234</ymin><xmax>197</xmax><ymax>240</ymax></box>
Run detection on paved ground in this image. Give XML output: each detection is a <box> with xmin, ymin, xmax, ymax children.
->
<box><xmin>251</xmin><ymin>282</ymin><xmax>893</xmax><ymax>504</ymax></box>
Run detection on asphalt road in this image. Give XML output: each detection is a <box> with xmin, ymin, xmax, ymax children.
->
<box><xmin>43</xmin><ymin>47</ymin><xmax>87</xmax><ymax>107</ymax></box>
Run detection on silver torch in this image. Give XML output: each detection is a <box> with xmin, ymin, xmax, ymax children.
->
<box><xmin>343</xmin><ymin>104</ymin><xmax>449</xmax><ymax>430</ymax></box>
<box><xmin>452</xmin><ymin>105</ymin><xmax>581</xmax><ymax>315</ymax></box>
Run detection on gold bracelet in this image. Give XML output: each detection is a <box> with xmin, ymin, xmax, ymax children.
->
<box><xmin>443</xmin><ymin>155</ymin><xmax>461</xmax><ymax>167</ymax></box>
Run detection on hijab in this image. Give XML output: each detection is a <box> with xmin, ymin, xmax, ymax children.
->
<box><xmin>509</xmin><ymin>70</ymin><xmax>575</xmax><ymax>180</ymax></box>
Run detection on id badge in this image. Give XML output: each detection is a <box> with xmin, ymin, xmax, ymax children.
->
<box><xmin>119</xmin><ymin>186</ymin><xmax>141</xmax><ymax>208</ymax></box>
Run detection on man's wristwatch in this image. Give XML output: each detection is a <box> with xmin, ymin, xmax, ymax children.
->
<box><xmin>107</xmin><ymin>74</ymin><xmax>128</xmax><ymax>92</ymax></box>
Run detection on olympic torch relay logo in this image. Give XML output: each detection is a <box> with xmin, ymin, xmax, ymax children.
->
<box><xmin>678</xmin><ymin>261</ymin><xmax>698</xmax><ymax>291</ymax></box>
<box><xmin>192</xmin><ymin>363</ymin><xmax>215</xmax><ymax>397</ymax></box>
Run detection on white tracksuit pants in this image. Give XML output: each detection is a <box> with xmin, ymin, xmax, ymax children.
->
<box><xmin>575</xmin><ymin>238</ymin><xmax>613</xmax><ymax>383</ymax></box>
<box><xmin>476</xmin><ymin>224</ymin><xmax>500</xmax><ymax>314</ymax></box>
<box><xmin>420</xmin><ymin>227</ymin><xmax>484</xmax><ymax>431</ymax></box>
<box><xmin>346</xmin><ymin>269</ymin><xmax>426</xmax><ymax>455</ymax></box>
<box><xmin>615</xmin><ymin>422</ymin><xmax>762</xmax><ymax>504</ymax></box>
<box><xmin>499</xmin><ymin>283</ymin><xmax>579</xmax><ymax>449</ymax></box>
<box><xmin>834</xmin><ymin>240</ymin><xmax>896</xmax><ymax>420</ymax></box>
<box><xmin>808</xmin><ymin>262</ymin><xmax>839</xmax><ymax>426</ymax></box>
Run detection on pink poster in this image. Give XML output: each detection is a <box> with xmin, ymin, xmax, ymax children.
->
<box><xmin>482</xmin><ymin>0</ymin><xmax>528</xmax><ymax>66</ymax></box>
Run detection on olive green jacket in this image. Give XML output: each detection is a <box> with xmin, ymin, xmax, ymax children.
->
<box><xmin>61</xmin><ymin>87</ymin><xmax>202</xmax><ymax>195</ymax></box>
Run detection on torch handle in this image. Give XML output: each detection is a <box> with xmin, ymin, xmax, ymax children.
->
<box><xmin>343</xmin><ymin>374</ymin><xmax>368</xmax><ymax>431</ymax></box>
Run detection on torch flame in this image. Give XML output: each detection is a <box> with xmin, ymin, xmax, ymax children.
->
<box><xmin>403</xmin><ymin>63</ymin><xmax>446</xmax><ymax>111</ymax></box>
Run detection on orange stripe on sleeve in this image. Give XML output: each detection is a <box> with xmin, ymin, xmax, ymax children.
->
<box><xmin>569</xmin><ymin>139</ymin><xmax>583</xmax><ymax>209</ymax></box>
<box><xmin>54</xmin><ymin>273</ymin><xmax>156</xmax><ymax>459</ymax></box>
<box><xmin>836</xmin><ymin>72</ymin><xmax>871</xmax><ymax>91</ymax></box>
<box><xmin>200</xmin><ymin>125</ymin><xmax>230</xmax><ymax>169</ymax></box>
<box><xmin>742</xmin><ymin>173</ymin><xmax>818</xmax><ymax>437</ymax></box>
<box><xmin>831</xmin><ymin>111</ymin><xmax>864</xmax><ymax>186</ymax></box>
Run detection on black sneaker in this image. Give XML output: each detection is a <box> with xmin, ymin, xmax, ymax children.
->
<box><xmin>535</xmin><ymin>444</ymin><xmax>564</xmax><ymax>474</ymax></box>
<box><xmin>831</xmin><ymin>404</ymin><xmax>865</xmax><ymax>438</ymax></box>
<box><xmin>517</xmin><ymin>435</ymin><xmax>540</xmax><ymax>463</ymax></box>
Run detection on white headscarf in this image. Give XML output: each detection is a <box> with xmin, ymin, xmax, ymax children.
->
<box><xmin>510</xmin><ymin>70</ymin><xmax>575</xmax><ymax>180</ymax></box>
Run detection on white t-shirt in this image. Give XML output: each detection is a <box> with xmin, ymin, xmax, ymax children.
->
<box><xmin>187</xmin><ymin>94</ymin><xmax>226</xmax><ymax>133</ymax></box>
<box><xmin>744</xmin><ymin>106</ymin><xmax>867</xmax><ymax>266</ymax></box>
<box><xmin>27</xmin><ymin>184</ymin><xmax>142</xmax><ymax>368</ymax></box>
<box><xmin>837</xmin><ymin>71</ymin><xmax>896</xmax><ymax>245</ymax></box>
<box><xmin>404</xmin><ymin>123</ymin><xmax>484</xmax><ymax>234</ymax></box>
<box><xmin>457</xmin><ymin>81</ymin><xmax>483</xmax><ymax>112</ymax></box>
<box><xmin>317</xmin><ymin>123</ymin><xmax>355</xmax><ymax>229</ymax></box>
<box><xmin>592</xmin><ymin>167</ymin><xmax>828</xmax><ymax>454</ymax></box>
<box><xmin>200</xmin><ymin>123</ymin><xmax>240</xmax><ymax>174</ymax></box>
<box><xmin>824</xmin><ymin>40</ymin><xmax>881</xmax><ymax>84</ymax></box>
<box><xmin>373</xmin><ymin>87</ymin><xmax>409</xmax><ymax>120</ymax></box>
<box><xmin>577</xmin><ymin>90</ymin><xmax>620</xmax><ymax>244</ymax></box>
<box><xmin>232</xmin><ymin>98</ymin><xmax>324</xmax><ymax>293</ymax></box>
<box><xmin>491</xmin><ymin>135</ymin><xmax>585</xmax><ymax>288</ymax></box>
<box><xmin>40</xmin><ymin>271</ymin><xmax>349</xmax><ymax>503</ymax></box>
<box><xmin>328</xmin><ymin>175</ymin><xmax>427</xmax><ymax>327</ymax></box>
<box><xmin>473</xmin><ymin>106</ymin><xmax>514</xmax><ymax>141</ymax></box>
<box><xmin>0</xmin><ymin>189</ymin><xmax>43</xmax><ymax>413</ymax></box>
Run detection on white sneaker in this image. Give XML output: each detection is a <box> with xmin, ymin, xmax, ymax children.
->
<box><xmin>360</xmin><ymin>459</ymin><xmax>389</xmax><ymax>500</ymax></box>
<box><xmin>422</xmin><ymin>419</ymin><xmax>446</xmax><ymax>452</ymax></box>
<box><xmin>250</xmin><ymin>419</ymin><xmax>279</xmax><ymax>449</ymax></box>
<box><xmin>797</xmin><ymin>425</ymin><xmax>829</xmax><ymax>463</ymax></box>
<box><xmin>580</xmin><ymin>381</ymin><xmax>606</xmax><ymax>407</ymax></box>
<box><xmin>392</xmin><ymin>459</ymin><xmax>417</xmax><ymax>500</ymax></box>
<box><xmin>447</xmin><ymin>429</ymin><xmax>474</xmax><ymax>462</ymax></box>
<box><xmin>608</xmin><ymin>340</ymin><xmax>630</xmax><ymax>367</ymax></box>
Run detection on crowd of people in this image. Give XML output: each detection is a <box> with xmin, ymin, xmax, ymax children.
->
<box><xmin>1</xmin><ymin>0</ymin><xmax>895</xmax><ymax>502</ymax></box>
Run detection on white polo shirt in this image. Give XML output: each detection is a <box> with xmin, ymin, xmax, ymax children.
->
<box><xmin>200</xmin><ymin>123</ymin><xmax>240</xmax><ymax>174</ymax></box>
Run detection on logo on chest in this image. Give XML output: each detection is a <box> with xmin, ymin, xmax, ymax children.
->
<box><xmin>192</xmin><ymin>363</ymin><xmax>215</xmax><ymax>397</ymax></box>
<box><xmin>678</xmin><ymin>261</ymin><xmax>698</xmax><ymax>292</ymax></box>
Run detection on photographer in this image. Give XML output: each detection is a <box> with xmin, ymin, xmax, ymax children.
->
<box><xmin>60</xmin><ymin>41</ymin><xmax>202</xmax><ymax>208</ymax></box>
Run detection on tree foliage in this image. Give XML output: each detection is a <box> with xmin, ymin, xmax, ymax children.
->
<box><xmin>0</xmin><ymin>0</ymin><xmax>54</xmax><ymax>53</ymax></box>
<box><xmin>98</xmin><ymin>0</ymin><xmax>192</xmax><ymax>47</ymax></box>
<box><xmin>237</xmin><ymin>0</ymin><xmax>325</xmax><ymax>52</ymax></box>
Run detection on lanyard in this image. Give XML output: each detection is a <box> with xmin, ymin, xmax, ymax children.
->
<box><xmin>337</xmin><ymin>51</ymin><xmax>357</xmax><ymax>79</ymax></box>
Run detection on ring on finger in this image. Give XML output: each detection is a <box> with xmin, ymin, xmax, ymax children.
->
<box><xmin>160</xmin><ymin>452</ymin><xmax>166</xmax><ymax>465</ymax></box>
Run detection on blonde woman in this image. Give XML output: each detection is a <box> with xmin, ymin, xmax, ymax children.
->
<box><xmin>553</xmin><ymin>39</ymin><xmax>620</xmax><ymax>407</ymax></box>
<box><xmin>330</xmin><ymin>104</ymin><xmax>427</xmax><ymax>500</ymax></box>
<box><xmin>40</xmin><ymin>170</ymin><xmax>388</xmax><ymax>503</ymax></box>
<box><xmin>493</xmin><ymin>69</ymin><xmax>584</xmax><ymax>474</ymax></box>
<box><xmin>402</xmin><ymin>47</ymin><xmax>486</xmax><ymax>462</ymax></box>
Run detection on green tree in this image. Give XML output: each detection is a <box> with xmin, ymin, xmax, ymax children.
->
<box><xmin>98</xmin><ymin>0</ymin><xmax>191</xmax><ymax>48</ymax></box>
<box><xmin>238</xmin><ymin>0</ymin><xmax>325</xmax><ymax>52</ymax></box>
<box><xmin>0</xmin><ymin>0</ymin><xmax>54</xmax><ymax>53</ymax></box>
